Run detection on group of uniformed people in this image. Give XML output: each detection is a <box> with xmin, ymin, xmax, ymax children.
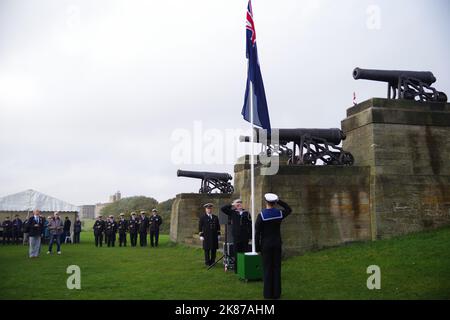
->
<box><xmin>93</xmin><ymin>209</ymin><xmax>162</xmax><ymax>248</ymax></box>
<box><xmin>1</xmin><ymin>215</ymin><xmax>24</xmax><ymax>245</ymax></box>
<box><xmin>199</xmin><ymin>193</ymin><xmax>291</xmax><ymax>300</ymax></box>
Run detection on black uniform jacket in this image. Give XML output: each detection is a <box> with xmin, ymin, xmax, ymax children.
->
<box><xmin>27</xmin><ymin>216</ymin><xmax>44</xmax><ymax>237</ymax></box>
<box><xmin>198</xmin><ymin>213</ymin><xmax>221</xmax><ymax>250</ymax></box>
<box><xmin>255</xmin><ymin>200</ymin><xmax>292</xmax><ymax>251</ymax></box>
<box><xmin>149</xmin><ymin>215</ymin><xmax>162</xmax><ymax>232</ymax></box>
<box><xmin>2</xmin><ymin>220</ymin><xmax>12</xmax><ymax>233</ymax></box>
<box><xmin>93</xmin><ymin>220</ymin><xmax>105</xmax><ymax>235</ymax></box>
<box><xmin>138</xmin><ymin>216</ymin><xmax>149</xmax><ymax>233</ymax></box>
<box><xmin>118</xmin><ymin>219</ymin><xmax>128</xmax><ymax>233</ymax></box>
<box><xmin>220</xmin><ymin>204</ymin><xmax>251</xmax><ymax>244</ymax></box>
<box><xmin>12</xmin><ymin>218</ymin><xmax>23</xmax><ymax>232</ymax></box>
<box><xmin>63</xmin><ymin>219</ymin><xmax>71</xmax><ymax>232</ymax></box>
<box><xmin>74</xmin><ymin>221</ymin><xmax>82</xmax><ymax>233</ymax></box>
<box><xmin>128</xmin><ymin>218</ymin><xmax>139</xmax><ymax>233</ymax></box>
<box><xmin>105</xmin><ymin>220</ymin><xmax>117</xmax><ymax>235</ymax></box>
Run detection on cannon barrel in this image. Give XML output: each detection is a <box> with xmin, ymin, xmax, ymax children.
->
<box><xmin>240</xmin><ymin>128</ymin><xmax>346</xmax><ymax>146</ymax></box>
<box><xmin>177</xmin><ymin>169</ymin><xmax>232</xmax><ymax>182</ymax></box>
<box><xmin>353</xmin><ymin>67</ymin><xmax>436</xmax><ymax>86</ymax></box>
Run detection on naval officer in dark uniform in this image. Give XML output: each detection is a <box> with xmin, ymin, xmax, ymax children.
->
<box><xmin>93</xmin><ymin>215</ymin><xmax>105</xmax><ymax>247</ymax></box>
<box><xmin>118</xmin><ymin>213</ymin><xmax>128</xmax><ymax>247</ymax></box>
<box><xmin>221</xmin><ymin>199</ymin><xmax>252</xmax><ymax>272</ymax></box>
<box><xmin>198</xmin><ymin>203</ymin><xmax>221</xmax><ymax>267</ymax></box>
<box><xmin>138</xmin><ymin>211</ymin><xmax>149</xmax><ymax>247</ymax></box>
<box><xmin>149</xmin><ymin>209</ymin><xmax>162</xmax><ymax>247</ymax></box>
<box><xmin>128</xmin><ymin>212</ymin><xmax>139</xmax><ymax>247</ymax></box>
<box><xmin>105</xmin><ymin>215</ymin><xmax>118</xmax><ymax>247</ymax></box>
<box><xmin>255</xmin><ymin>193</ymin><xmax>292</xmax><ymax>300</ymax></box>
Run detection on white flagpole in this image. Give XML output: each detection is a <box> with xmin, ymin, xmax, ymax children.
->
<box><xmin>249</xmin><ymin>81</ymin><xmax>256</xmax><ymax>254</ymax></box>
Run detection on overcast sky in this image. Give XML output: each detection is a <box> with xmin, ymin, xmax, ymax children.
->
<box><xmin>0</xmin><ymin>0</ymin><xmax>449</xmax><ymax>205</ymax></box>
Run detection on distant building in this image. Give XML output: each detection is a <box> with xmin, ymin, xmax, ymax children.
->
<box><xmin>94</xmin><ymin>202</ymin><xmax>108</xmax><ymax>218</ymax></box>
<box><xmin>109</xmin><ymin>191</ymin><xmax>121</xmax><ymax>203</ymax></box>
<box><xmin>95</xmin><ymin>191</ymin><xmax>122</xmax><ymax>218</ymax></box>
<box><xmin>79</xmin><ymin>205</ymin><xmax>95</xmax><ymax>219</ymax></box>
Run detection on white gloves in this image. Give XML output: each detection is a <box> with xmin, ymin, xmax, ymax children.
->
<box><xmin>199</xmin><ymin>236</ymin><xmax>220</xmax><ymax>241</ymax></box>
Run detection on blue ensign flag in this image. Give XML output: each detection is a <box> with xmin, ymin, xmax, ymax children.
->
<box><xmin>242</xmin><ymin>0</ymin><xmax>271</xmax><ymax>131</ymax></box>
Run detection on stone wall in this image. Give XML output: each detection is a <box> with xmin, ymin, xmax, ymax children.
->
<box><xmin>342</xmin><ymin>98</ymin><xmax>450</xmax><ymax>239</ymax></box>
<box><xmin>170</xmin><ymin>193</ymin><xmax>233</xmax><ymax>244</ymax></box>
<box><xmin>233</xmin><ymin>162</ymin><xmax>372</xmax><ymax>256</ymax></box>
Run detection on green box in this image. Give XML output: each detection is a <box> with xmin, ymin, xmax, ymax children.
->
<box><xmin>237</xmin><ymin>253</ymin><xmax>262</xmax><ymax>281</ymax></box>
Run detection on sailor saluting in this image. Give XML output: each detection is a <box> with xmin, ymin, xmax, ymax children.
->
<box><xmin>255</xmin><ymin>193</ymin><xmax>292</xmax><ymax>299</ymax></box>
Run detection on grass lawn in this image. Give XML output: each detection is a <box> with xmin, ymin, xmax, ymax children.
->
<box><xmin>0</xmin><ymin>227</ymin><xmax>449</xmax><ymax>300</ymax></box>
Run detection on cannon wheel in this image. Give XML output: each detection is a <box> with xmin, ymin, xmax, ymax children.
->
<box><xmin>325</xmin><ymin>152</ymin><xmax>341</xmax><ymax>165</ymax></box>
<box><xmin>287</xmin><ymin>156</ymin><xmax>300</xmax><ymax>165</ymax></box>
<box><xmin>437</xmin><ymin>91</ymin><xmax>448</xmax><ymax>103</ymax></box>
<box><xmin>302</xmin><ymin>153</ymin><xmax>316</xmax><ymax>165</ymax></box>
<box><xmin>326</xmin><ymin>158</ymin><xmax>340</xmax><ymax>165</ymax></box>
<box><xmin>286</xmin><ymin>149</ymin><xmax>293</xmax><ymax>158</ymax></box>
<box><xmin>339</xmin><ymin>152</ymin><xmax>354</xmax><ymax>166</ymax></box>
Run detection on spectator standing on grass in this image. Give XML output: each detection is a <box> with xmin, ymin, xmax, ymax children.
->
<box><xmin>47</xmin><ymin>212</ymin><xmax>63</xmax><ymax>255</ymax></box>
<box><xmin>12</xmin><ymin>215</ymin><xmax>23</xmax><ymax>245</ymax></box>
<box><xmin>73</xmin><ymin>216</ymin><xmax>82</xmax><ymax>244</ymax></box>
<box><xmin>62</xmin><ymin>216</ymin><xmax>71</xmax><ymax>243</ymax></box>
<box><xmin>28</xmin><ymin>209</ymin><xmax>44</xmax><ymax>258</ymax></box>
<box><xmin>22</xmin><ymin>212</ymin><xmax>31</xmax><ymax>245</ymax></box>
<box><xmin>43</xmin><ymin>217</ymin><xmax>49</xmax><ymax>244</ymax></box>
<box><xmin>2</xmin><ymin>217</ymin><xmax>13</xmax><ymax>245</ymax></box>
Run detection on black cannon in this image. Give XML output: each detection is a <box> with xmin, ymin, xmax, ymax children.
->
<box><xmin>353</xmin><ymin>67</ymin><xmax>447</xmax><ymax>103</ymax></box>
<box><xmin>240</xmin><ymin>128</ymin><xmax>354</xmax><ymax>166</ymax></box>
<box><xmin>177</xmin><ymin>169</ymin><xmax>234</xmax><ymax>194</ymax></box>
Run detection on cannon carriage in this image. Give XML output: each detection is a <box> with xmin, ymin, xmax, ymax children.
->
<box><xmin>240</xmin><ymin>128</ymin><xmax>354</xmax><ymax>166</ymax></box>
<box><xmin>177</xmin><ymin>170</ymin><xmax>234</xmax><ymax>194</ymax></box>
<box><xmin>353</xmin><ymin>67</ymin><xmax>447</xmax><ymax>103</ymax></box>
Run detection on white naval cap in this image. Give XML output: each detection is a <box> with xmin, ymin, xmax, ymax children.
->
<box><xmin>264</xmin><ymin>193</ymin><xmax>279</xmax><ymax>202</ymax></box>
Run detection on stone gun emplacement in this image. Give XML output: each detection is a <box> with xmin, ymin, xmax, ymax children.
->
<box><xmin>177</xmin><ymin>169</ymin><xmax>234</xmax><ymax>194</ymax></box>
<box><xmin>240</xmin><ymin>128</ymin><xmax>354</xmax><ymax>166</ymax></box>
<box><xmin>353</xmin><ymin>67</ymin><xmax>447</xmax><ymax>103</ymax></box>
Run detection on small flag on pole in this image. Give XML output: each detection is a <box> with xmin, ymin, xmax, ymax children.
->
<box><xmin>242</xmin><ymin>0</ymin><xmax>271</xmax><ymax>131</ymax></box>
